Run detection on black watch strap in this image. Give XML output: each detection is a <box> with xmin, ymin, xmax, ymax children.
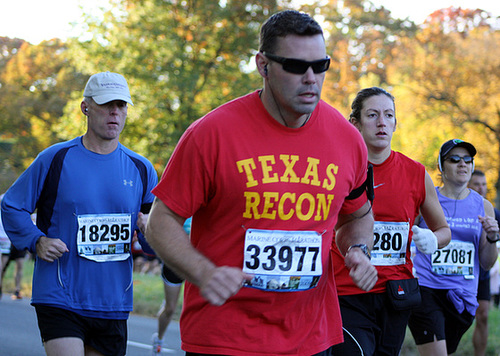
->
<box><xmin>347</xmin><ymin>243</ymin><xmax>371</xmax><ymax>260</ymax></box>
<box><xmin>486</xmin><ymin>233</ymin><xmax>500</xmax><ymax>244</ymax></box>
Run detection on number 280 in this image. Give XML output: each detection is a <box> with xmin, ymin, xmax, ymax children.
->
<box><xmin>373</xmin><ymin>232</ymin><xmax>402</xmax><ymax>251</ymax></box>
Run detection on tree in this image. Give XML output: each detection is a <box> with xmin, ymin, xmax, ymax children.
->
<box><xmin>64</xmin><ymin>0</ymin><xmax>285</xmax><ymax>170</ymax></box>
<box><xmin>388</xmin><ymin>7</ymin><xmax>500</xmax><ymax>205</ymax></box>
<box><xmin>0</xmin><ymin>37</ymin><xmax>25</xmax><ymax>72</ymax></box>
<box><xmin>307</xmin><ymin>0</ymin><xmax>418</xmax><ymax>115</ymax></box>
<box><xmin>0</xmin><ymin>37</ymin><xmax>26</xmax><ymax>191</ymax></box>
<box><xmin>0</xmin><ymin>39</ymin><xmax>86</xmax><ymax>178</ymax></box>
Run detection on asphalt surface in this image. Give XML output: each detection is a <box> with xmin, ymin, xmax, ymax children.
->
<box><xmin>0</xmin><ymin>291</ymin><xmax>183</xmax><ymax>355</ymax></box>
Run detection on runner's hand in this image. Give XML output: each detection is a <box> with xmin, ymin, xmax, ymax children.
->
<box><xmin>199</xmin><ymin>266</ymin><xmax>253</xmax><ymax>306</ymax></box>
<box><xmin>479</xmin><ymin>215</ymin><xmax>499</xmax><ymax>241</ymax></box>
<box><xmin>345</xmin><ymin>249</ymin><xmax>377</xmax><ymax>291</ymax></box>
<box><xmin>136</xmin><ymin>212</ymin><xmax>148</xmax><ymax>235</ymax></box>
<box><xmin>412</xmin><ymin>226</ymin><xmax>438</xmax><ymax>254</ymax></box>
<box><xmin>35</xmin><ymin>236</ymin><xmax>69</xmax><ymax>262</ymax></box>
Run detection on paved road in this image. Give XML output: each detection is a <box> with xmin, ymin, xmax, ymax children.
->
<box><xmin>0</xmin><ymin>292</ymin><xmax>183</xmax><ymax>355</ymax></box>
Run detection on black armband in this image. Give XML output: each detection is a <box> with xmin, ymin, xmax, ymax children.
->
<box><xmin>486</xmin><ymin>233</ymin><xmax>500</xmax><ymax>244</ymax></box>
<box><xmin>141</xmin><ymin>202</ymin><xmax>153</xmax><ymax>214</ymax></box>
<box><xmin>346</xmin><ymin>164</ymin><xmax>374</xmax><ymax>203</ymax></box>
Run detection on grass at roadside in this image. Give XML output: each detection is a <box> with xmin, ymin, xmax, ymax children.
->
<box><xmin>5</xmin><ymin>258</ymin><xmax>500</xmax><ymax>354</ymax></box>
<box><xmin>131</xmin><ymin>270</ymin><xmax>183</xmax><ymax>320</ymax></box>
<box><xmin>132</xmin><ymin>271</ymin><xmax>165</xmax><ymax>317</ymax></box>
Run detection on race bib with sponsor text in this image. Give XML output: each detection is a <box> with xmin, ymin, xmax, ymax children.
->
<box><xmin>77</xmin><ymin>213</ymin><xmax>132</xmax><ymax>262</ymax></box>
<box><xmin>371</xmin><ymin>221</ymin><xmax>409</xmax><ymax>266</ymax></box>
<box><xmin>431</xmin><ymin>240</ymin><xmax>475</xmax><ymax>278</ymax></box>
<box><xmin>243</xmin><ymin>229</ymin><xmax>322</xmax><ymax>291</ymax></box>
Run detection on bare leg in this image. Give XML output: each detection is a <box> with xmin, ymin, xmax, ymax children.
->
<box><xmin>473</xmin><ymin>299</ymin><xmax>489</xmax><ymax>356</ymax></box>
<box><xmin>14</xmin><ymin>257</ymin><xmax>25</xmax><ymax>296</ymax></box>
<box><xmin>44</xmin><ymin>336</ymin><xmax>106</xmax><ymax>356</ymax></box>
<box><xmin>158</xmin><ymin>283</ymin><xmax>182</xmax><ymax>340</ymax></box>
<box><xmin>1</xmin><ymin>254</ymin><xmax>9</xmax><ymax>297</ymax></box>
<box><xmin>416</xmin><ymin>338</ymin><xmax>447</xmax><ymax>356</ymax></box>
<box><xmin>153</xmin><ymin>282</ymin><xmax>182</xmax><ymax>354</ymax></box>
<box><xmin>1</xmin><ymin>254</ymin><xmax>8</xmax><ymax>281</ymax></box>
<box><xmin>0</xmin><ymin>256</ymin><xmax>3</xmax><ymax>282</ymax></box>
<box><xmin>44</xmin><ymin>337</ymin><xmax>86</xmax><ymax>356</ymax></box>
<box><xmin>0</xmin><ymin>254</ymin><xmax>3</xmax><ymax>298</ymax></box>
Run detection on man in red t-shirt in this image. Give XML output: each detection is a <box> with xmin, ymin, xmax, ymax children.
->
<box><xmin>146</xmin><ymin>10</ymin><xmax>377</xmax><ymax>356</ymax></box>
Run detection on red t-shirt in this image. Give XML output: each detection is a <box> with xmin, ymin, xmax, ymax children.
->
<box><xmin>332</xmin><ymin>150</ymin><xmax>426</xmax><ymax>295</ymax></box>
<box><xmin>153</xmin><ymin>91</ymin><xmax>368</xmax><ymax>355</ymax></box>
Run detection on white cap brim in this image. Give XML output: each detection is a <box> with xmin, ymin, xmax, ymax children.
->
<box><xmin>92</xmin><ymin>94</ymin><xmax>134</xmax><ymax>106</ymax></box>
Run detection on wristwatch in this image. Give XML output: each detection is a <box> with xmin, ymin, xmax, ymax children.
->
<box><xmin>347</xmin><ymin>244</ymin><xmax>371</xmax><ymax>260</ymax></box>
<box><xmin>486</xmin><ymin>232</ymin><xmax>500</xmax><ymax>244</ymax></box>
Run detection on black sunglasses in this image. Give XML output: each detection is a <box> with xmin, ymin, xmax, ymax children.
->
<box><xmin>445</xmin><ymin>155</ymin><xmax>474</xmax><ymax>164</ymax></box>
<box><xmin>263</xmin><ymin>52</ymin><xmax>330</xmax><ymax>74</ymax></box>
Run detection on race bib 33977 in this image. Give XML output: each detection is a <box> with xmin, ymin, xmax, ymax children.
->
<box><xmin>242</xmin><ymin>229</ymin><xmax>322</xmax><ymax>292</ymax></box>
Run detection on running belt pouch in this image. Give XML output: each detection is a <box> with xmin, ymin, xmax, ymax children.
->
<box><xmin>386</xmin><ymin>278</ymin><xmax>421</xmax><ymax>311</ymax></box>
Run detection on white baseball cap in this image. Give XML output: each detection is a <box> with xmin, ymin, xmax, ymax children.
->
<box><xmin>83</xmin><ymin>71</ymin><xmax>134</xmax><ymax>106</ymax></box>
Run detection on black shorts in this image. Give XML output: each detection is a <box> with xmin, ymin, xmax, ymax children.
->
<box><xmin>34</xmin><ymin>305</ymin><xmax>127</xmax><ymax>356</ymax></box>
<box><xmin>9</xmin><ymin>245</ymin><xmax>27</xmax><ymax>260</ymax></box>
<box><xmin>477</xmin><ymin>267</ymin><xmax>491</xmax><ymax>301</ymax></box>
<box><xmin>330</xmin><ymin>293</ymin><xmax>411</xmax><ymax>356</ymax></box>
<box><xmin>162</xmin><ymin>263</ymin><xmax>184</xmax><ymax>285</ymax></box>
<box><xmin>408</xmin><ymin>286</ymin><xmax>474</xmax><ymax>354</ymax></box>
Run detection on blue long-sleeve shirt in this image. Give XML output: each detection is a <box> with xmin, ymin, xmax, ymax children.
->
<box><xmin>1</xmin><ymin>137</ymin><xmax>157</xmax><ymax>319</ymax></box>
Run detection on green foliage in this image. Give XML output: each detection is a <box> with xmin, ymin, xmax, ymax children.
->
<box><xmin>64</xmin><ymin>0</ymin><xmax>281</xmax><ymax>170</ymax></box>
<box><xmin>388</xmin><ymin>11</ymin><xmax>500</xmax><ymax>203</ymax></box>
<box><xmin>318</xmin><ymin>0</ymin><xmax>418</xmax><ymax>114</ymax></box>
<box><xmin>131</xmin><ymin>272</ymin><xmax>166</xmax><ymax>317</ymax></box>
<box><xmin>0</xmin><ymin>37</ymin><xmax>25</xmax><ymax>71</ymax></box>
<box><xmin>0</xmin><ymin>39</ymin><xmax>87</xmax><ymax>175</ymax></box>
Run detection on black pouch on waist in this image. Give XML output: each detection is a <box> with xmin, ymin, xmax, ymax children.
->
<box><xmin>386</xmin><ymin>278</ymin><xmax>421</xmax><ymax>311</ymax></box>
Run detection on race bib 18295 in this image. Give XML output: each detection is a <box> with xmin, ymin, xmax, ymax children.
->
<box><xmin>77</xmin><ymin>213</ymin><xmax>132</xmax><ymax>262</ymax></box>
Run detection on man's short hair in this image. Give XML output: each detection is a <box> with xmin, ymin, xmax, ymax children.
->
<box><xmin>471</xmin><ymin>169</ymin><xmax>485</xmax><ymax>177</ymax></box>
<box><xmin>259</xmin><ymin>10</ymin><xmax>323</xmax><ymax>54</ymax></box>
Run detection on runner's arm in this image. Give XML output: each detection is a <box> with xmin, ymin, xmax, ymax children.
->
<box><xmin>146</xmin><ymin>198</ymin><xmax>252</xmax><ymax>305</ymax></box>
<box><xmin>419</xmin><ymin>171</ymin><xmax>451</xmax><ymax>249</ymax></box>
<box><xmin>478</xmin><ymin>199</ymin><xmax>499</xmax><ymax>270</ymax></box>
<box><xmin>335</xmin><ymin>201</ymin><xmax>377</xmax><ymax>291</ymax></box>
